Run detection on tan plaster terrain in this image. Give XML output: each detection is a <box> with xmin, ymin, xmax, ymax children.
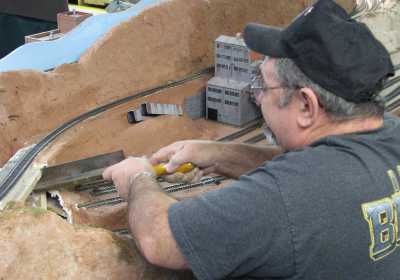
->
<box><xmin>56</xmin><ymin>178</ymin><xmax>233</xmax><ymax>231</ymax></box>
<box><xmin>0</xmin><ymin>206</ymin><xmax>195</xmax><ymax>280</ymax></box>
<box><xmin>40</xmin><ymin>76</ymin><xmax>236</xmax><ymax>166</ymax></box>
<box><xmin>0</xmin><ymin>0</ymin><xmax>356</xmax><ymax>279</ymax></box>
<box><xmin>0</xmin><ymin>0</ymin><xmax>355</xmax><ymax>166</ymax></box>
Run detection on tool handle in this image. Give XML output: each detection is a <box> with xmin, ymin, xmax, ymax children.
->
<box><xmin>153</xmin><ymin>162</ymin><xmax>195</xmax><ymax>177</ymax></box>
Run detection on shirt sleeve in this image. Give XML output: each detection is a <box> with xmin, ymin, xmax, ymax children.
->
<box><xmin>168</xmin><ymin>169</ymin><xmax>295</xmax><ymax>279</ymax></box>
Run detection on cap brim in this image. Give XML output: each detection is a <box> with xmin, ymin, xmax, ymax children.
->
<box><xmin>243</xmin><ymin>23</ymin><xmax>287</xmax><ymax>57</ymax></box>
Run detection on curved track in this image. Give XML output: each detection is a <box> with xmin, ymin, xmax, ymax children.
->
<box><xmin>1</xmin><ymin>61</ymin><xmax>399</xmax><ymax>200</ymax></box>
<box><xmin>0</xmin><ymin>67</ymin><xmax>213</xmax><ymax>200</ymax></box>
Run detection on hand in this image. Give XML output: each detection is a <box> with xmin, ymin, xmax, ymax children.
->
<box><xmin>150</xmin><ymin>140</ymin><xmax>219</xmax><ymax>175</ymax></box>
<box><xmin>102</xmin><ymin>157</ymin><xmax>155</xmax><ymax>200</ymax></box>
<box><xmin>163</xmin><ymin>167</ymin><xmax>204</xmax><ymax>184</ymax></box>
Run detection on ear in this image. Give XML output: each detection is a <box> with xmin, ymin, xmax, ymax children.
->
<box><xmin>295</xmin><ymin>88</ymin><xmax>321</xmax><ymax>128</ymax></box>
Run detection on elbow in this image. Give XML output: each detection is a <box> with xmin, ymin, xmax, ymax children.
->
<box><xmin>136</xmin><ymin>229</ymin><xmax>188</xmax><ymax>270</ymax></box>
<box><xmin>138</xmin><ymin>235</ymin><xmax>163</xmax><ymax>266</ymax></box>
<box><xmin>139</xmin><ymin>237</ymin><xmax>162</xmax><ymax>266</ymax></box>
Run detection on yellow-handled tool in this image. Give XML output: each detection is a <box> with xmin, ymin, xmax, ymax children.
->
<box><xmin>153</xmin><ymin>163</ymin><xmax>195</xmax><ymax>177</ymax></box>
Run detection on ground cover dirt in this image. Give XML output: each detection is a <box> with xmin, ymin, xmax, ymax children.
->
<box><xmin>39</xmin><ymin>76</ymin><xmax>236</xmax><ymax>166</ymax></box>
<box><xmin>0</xmin><ymin>206</ymin><xmax>195</xmax><ymax>280</ymax></box>
<box><xmin>0</xmin><ymin>1</ymin><xmax>356</xmax><ymax>278</ymax></box>
<box><xmin>0</xmin><ymin>0</ymin><xmax>355</xmax><ymax>166</ymax></box>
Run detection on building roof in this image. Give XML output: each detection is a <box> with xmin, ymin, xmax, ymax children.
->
<box><xmin>216</xmin><ymin>35</ymin><xmax>247</xmax><ymax>47</ymax></box>
<box><xmin>208</xmin><ymin>76</ymin><xmax>250</xmax><ymax>90</ymax></box>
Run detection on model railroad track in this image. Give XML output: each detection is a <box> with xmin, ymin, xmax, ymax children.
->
<box><xmin>76</xmin><ymin>175</ymin><xmax>228</xmax><ymax>198</ymax></box>
<box><xmin>95</xmin><ymin>129</ymin><xmax>267</xmax><ymax>235</ymax></box>
<box><xmin>3</xmin><ymin>62</ymin><xmax>397</xmax><ymax>202</ymax></box>
<box><xmin>76</xmin><ymin>176</ymin><xmax>227</xmax><ymax>209</ymax></box>
<box><xmin>216</xmin><ymin>119</ymin><xmax>263</xmax><ymax>142</ymax></box>
<box><xmin>75</xmin><ymin>119</ymin><xmax>265</xmax><ymax>209</ymax></box>
<box><xmin>0</xmin><ymin>67</ymin><xmax>214</xmax><ymax>200</ymax></box>
<box><xmin>76</xmin><ymin>68</ymin><xmax>400</xmax><ymax>211</ymax></box>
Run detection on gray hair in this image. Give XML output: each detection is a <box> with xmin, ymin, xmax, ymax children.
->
<box><xmin>274</xmin><ymin>58</ymin><xmax>385</xmax><ymax>121</ymax></box>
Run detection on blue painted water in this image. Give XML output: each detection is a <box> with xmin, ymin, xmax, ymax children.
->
<box><xmin>0</xmin><ymin>0</ymin><xmax>160</xmax><ymax>73</ymax></box>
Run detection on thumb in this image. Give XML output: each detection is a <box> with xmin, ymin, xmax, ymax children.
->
<box><xmin>164</xmin><ymin>152</ymin><xmax>188</xmax><ymax>173</ymax></box>
<box><xmin>164</xmin><ymin>161</ymin><xmax>181</xmax><ymax>173</ymax></box>
<box><xmin>102</xmin><ymin>166</ymin><xmax>114</xmax><ymax>181</ymax></box>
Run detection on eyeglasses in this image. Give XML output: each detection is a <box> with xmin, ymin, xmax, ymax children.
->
<box><xmin>249</xmin><ymin>67</ymin><xmax>325</xmax><ymax>108</ymax></box>
<box><xmin>250</xmin><ymin>74</ymin><xmax>293</xmax><ymax>95</ymax></box>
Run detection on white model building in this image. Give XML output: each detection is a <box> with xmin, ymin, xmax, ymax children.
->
<box><xmin>206</xmin><ymin>34</ymin><xmax>261</xmax><ymax>126</ymax></box>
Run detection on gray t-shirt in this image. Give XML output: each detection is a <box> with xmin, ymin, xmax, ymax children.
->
<box><xmin>169</xmin><ymin>114</ymin><xmax>400</xmax><ymax>279</ymax></box>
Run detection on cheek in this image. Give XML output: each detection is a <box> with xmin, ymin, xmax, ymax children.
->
<box><xmin>255</xmin><ymin>91</ymin><xmax>263</xmax><ymax>105</ymax></box>
<box><xmin>260</xmin><ymin>100</ymin><xmax>274</xmax><ymax>124</ymax></box>
<box><xmin>260</xmin><ymin>104</ymin><xmax>269</xmax><ymax>124</ymax></box>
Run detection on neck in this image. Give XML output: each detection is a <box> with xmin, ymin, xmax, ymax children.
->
<box><xmin>304</xmin><ymin>115</ymin><xmax>384</xmax><ymax>145</ymax></box>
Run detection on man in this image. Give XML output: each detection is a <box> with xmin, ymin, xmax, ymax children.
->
<box><xmin>103</xmin><ymin>0</ymin><xmax>400</xmax><ymax>278</ymax></box>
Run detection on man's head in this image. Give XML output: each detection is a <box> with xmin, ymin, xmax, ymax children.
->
<box><xmin>244</xmin><ymin>0</ymin><xmax>394</xmax><ymax>150</ymax></box>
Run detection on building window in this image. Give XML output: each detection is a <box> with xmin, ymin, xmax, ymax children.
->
<box><xmin>216</xmin><ymin>54</ymin><xmax>232</xmax><ymax>60</ymax></box>
<box><xmin>233</xmin><ymin>57</ymin><xmax>249</xmax><ymax>63</ymax></box>
<box><xmin>225</xmin><ymin>100</ymin><xmax>239</xmax><ymax>106</ymax></box>
<box><xmin>233</xmin><ymin>66</ymin><xmax>248</xmax><ymax>73</ymax></box>
<box><xmin>225</xmin><ymin>90</ymin><xmax>239</xmax><ymax>97</ymax></box>
<box><xmin>217</xmin><ymin>63</ymin><xmax>229</xmax><ymax>70</ymax></box>
<box><xmin>208</xmin><ymin>87</ymin><xmax>222</xmax><ymax>94</ymax></box>
<box><xmin>208</xmin><ymin>97</ymin><xmax>222</xmax><ymax>103</ymax></box>
<box><xmin>232</xmin><ymin>47</ymin><xmax>244</xmax><ymax>52</ymax></box>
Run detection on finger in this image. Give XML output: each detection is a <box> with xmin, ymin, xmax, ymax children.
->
<box><xmin>164</xmin><ymin>151</ymin><xmax>193</xmax><ymax>173</ymax></box>
<box><xmin>164</xmin><ymin>172</ymin><xmax>184</xmax><ymax>183</ymax></box>
<box><xmin>150</xmin><ymin>142</ymin><xmax>184</xmax><ymax>165</ymax></box>
<box><xmin>165</xmin><ymin>161</ymin><xmax>182</xmax><ymax>173</ymax></box>
<box><xmin>102</xmin><ymin>165</ymin><xmax>115</xmax><ymax>181</ymax></box>
<box><xmin>180</xmin><ymin>167</ymin><xmax>201</xmax><ymax>183</ymax></box>
<box><xmin>192</xmin><ymin>169</ymin><xmax>204</xmax><ymax>182</ymax></box>
<box><xmin>181</xmin><ymin>171</ymin><xmax>195</xmax><ymax>183</ymax></box>
<box><xmin>112</xmin><ymin>176</ymin><xmax>128</xmax><ymax>199</ymax></box>
<box><xmin>187</xmin><ymin>168</ymin><xmax>204</xmax><ymax>183</ymax></box>
<box><xmin>202</xmin><ymin>166</ymin><xmax>217</xmax><ymax>176</ymax></box>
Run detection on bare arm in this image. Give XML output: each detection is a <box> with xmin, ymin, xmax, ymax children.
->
<box><xmin>102</xmin><ymin>141</ymin><xmax>282</xmax><ymax>268</ymax></box>
<box><xmin>214</xmin><ymin>142</ymin><xmax>282</xmax><ymax>178</ymax></box>
<box><xmin>150</xmin><ymin>140</ymin><xmax>282</xmax><ymax>179</ymax></box>
<box><xmin>127</xmin><ymin>174</ymin><xmax>188</xmax><ymax>269</ymax></box>
<box><xmin>103</xmin><ymin>157</ymin><xmax>189</xmax><ymax>269</ymax></box>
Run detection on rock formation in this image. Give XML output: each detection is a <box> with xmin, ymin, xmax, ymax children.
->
<box><xmin>0</xmin><ymin>206</ymin><xmax>194</xmax><ymax>279</ymax></box>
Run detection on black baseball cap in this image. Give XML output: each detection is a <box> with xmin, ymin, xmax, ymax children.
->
<box><xmin>243</xmin><ymin>0</ymin><xmax>394</xmax><ymax>103</ymax></box>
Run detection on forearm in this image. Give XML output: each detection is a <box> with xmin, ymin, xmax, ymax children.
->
<box><xmin>150</xmin><ymin>139</ymin><xmax>282</xmax><ymax>180</ymax></box>
<box><xmin>214</xmin><ymin>142</ymin><xmax>282</xmax><ymax>179</ymax></box>
<box><xmin>127</xmin><ymin>174</ymin><xmax>188</xmax><ymax>269</ymax></box>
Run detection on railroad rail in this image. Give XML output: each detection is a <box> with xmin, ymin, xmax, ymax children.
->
<box><xmin>76</xmin><ymin>126</ymin><xmax>266</xmax><ymax>209</ymax></box>
<box><xmin>76</xmin><ymin>176</ymin><xmax>227</xmax><ymax>209</ymax></box>
<box><xmin>1</xmin><ymin>61</ymin><xmax>398</xmax><ymax>201</ymax></box>
<box><xmin>0</xmin><ymin>67</ymin><xmax>213</xmax><ymax>200</ymax></box>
